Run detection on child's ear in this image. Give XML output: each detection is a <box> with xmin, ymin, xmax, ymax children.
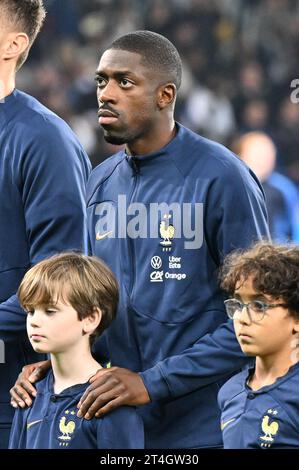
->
<box><xmin>292</xmin><ymin>317</ymin><xmax>299</xmax><ymax>335</ymax></box>
<box><xmin>82</xmin><ymin>308</ymin><xmax>102</xmax><ymax>335</ymax></box>
<box><xmin>2</xmin><ymin>32</ymin><xmax>29</xmax><ymax>61</ymax></box>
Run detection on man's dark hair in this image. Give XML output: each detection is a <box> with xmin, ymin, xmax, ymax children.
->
<box><xmin>220</xmin><ymin>242</ymin><xmax>299</xmax><ymax>317</ymax></box>
<box><xmin>1</xmin><ymin>0</ymin><xmax>46</xmax><ymax>70</ymax></box>
<box><xmin>108</xmin><ymin>30</ymin><xmax>182</xmax><ymax>90</ymax></box>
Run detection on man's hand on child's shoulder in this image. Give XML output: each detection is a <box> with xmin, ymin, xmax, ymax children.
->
<box><xmin>10</xmin><ymin>359</ymin><xmax>51</xmax><ymax>408</ymax></box>
<box><xmin>77</xmin><ymin>367</ymin><xmax>150</xmax><ymax>420</ymax></box>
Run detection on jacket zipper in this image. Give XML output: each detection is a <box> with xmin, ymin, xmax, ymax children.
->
<box><xmin>128</xmin><ymin>159</ymin><xmax>139</xmax><ymax>297</ymax></box>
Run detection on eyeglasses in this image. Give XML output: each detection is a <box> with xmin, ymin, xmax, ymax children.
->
<box><xmin>224</xmin><ymin>298</ymin><xmax>287</xmax><ymax>322</ymax></box>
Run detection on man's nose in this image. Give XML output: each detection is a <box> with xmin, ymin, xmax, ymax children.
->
<box><xmin>98</xmin><ymin>80</ymin><xmax>117</xmax><ymax>104</ymax></box>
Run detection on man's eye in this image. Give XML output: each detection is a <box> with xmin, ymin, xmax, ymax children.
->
<box><xmin>95</xmin><ymin>77</ymin><xmax>106</xmax><ymax>87</ymax></box>
<box><xmin>26</xmin><ymin>309</ymin><xmax>34</xmax><ymax>315</ymax></box>
<box><xmin>120</xmin><ymin>79</ymin><xmax>133</xmax><ymax>88</ymax></box>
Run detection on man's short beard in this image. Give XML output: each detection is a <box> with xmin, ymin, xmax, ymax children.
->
<box><xmin>103</xmin><ymin>133</ymin><xmax>128</xmax><ymax>145</ymax></box>
<box><xmin>103</xmin><ymin>128</ymin><xmax>139</xmax><ymax>146</ymax></box>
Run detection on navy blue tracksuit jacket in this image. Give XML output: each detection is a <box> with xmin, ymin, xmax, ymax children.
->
<box><xmin>87</xmin><ymin>123</ymin><xmax>270</xmax><ymax>448</ymax></box>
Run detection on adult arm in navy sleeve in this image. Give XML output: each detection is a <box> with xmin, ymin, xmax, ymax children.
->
<box><xmin>0</xmin><ymin>115</ymin><xmax>91</xmax><ymax>342</ymax></box>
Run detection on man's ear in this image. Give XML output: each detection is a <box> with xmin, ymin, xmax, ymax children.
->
<box><xmin>82</xmin><ymin>307</ymin><xmax>102</xmax><ymax>335</ymax></box>
<box><xmin>157</xmin><ymin>83</ymin><xmax>177</xmax><ymax>110</ymax></box>
<box><xmin>2</xmin><ymin>32</ymin><xmax>29</xmax><ymax>61</ymax></box>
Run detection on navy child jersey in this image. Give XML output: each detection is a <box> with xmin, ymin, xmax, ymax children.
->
<box><xmin>9</xmin><ymin>370</ymin><xmax>144</xmax><ymax>449</ymax></box>
<box><xmin>218</xmin><ymin>362</ymin><xmax>299</xmax><ymax>448</ymax></box>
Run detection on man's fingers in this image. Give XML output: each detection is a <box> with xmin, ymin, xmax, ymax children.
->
<box><xmin>78</xmin><ymin>389</ymin><xmax>120</xmax><ymax>419</ymax></box>
<box><xmin>28</xmin><ymin>369</ymin><xmax>43</xmax><ymax>383</ymax></box>
<box><xmin>28</xmin><ymin>360</ymin><xmax>51</xmax><ymax>383</ymax></box>
<box><xmin>19</xmin><ymin>379</ymin><xmax>37</xmax><ymax>397</ymax></box>
<box><xmin>10</xmin><ymin>386</ymin><xmax>32</xmax><ymax>407</ymax></box>
<box><xmin>9</xmin><ymin>360</ymin><xmax>51</xmax><ymax>409</ymax></box>
<box><xmin>89</xmin><ymin>367</ymin><xmax>116</xmax><ymax>383</ymax></box>
<box><xmin>95</xmin><ymin>396</ymin><xmax>125</xmax><ymax>417</ymax></box>
<box><xmin>77</xmin><ymin>383</ymin><xmax>114</xmax><ymax>417</ymax></box>
<box><xmin>77</xmin><ymin>374</ymin><xmax>113</xmax><ymax>408</ymax></box>
<box><xmin>77</xmin><ymin>386</ymin><xmax>95</xmax><ymax>410</ymax></box>
<box><xmin>77</xmin><ymin>378</ymin><xmax>122</xmax><ymax>418</ymax></box>
<box><xmin>76</xmin><ymin>368</ymin><xmax>143</xmax><ymax>420</ymax></box>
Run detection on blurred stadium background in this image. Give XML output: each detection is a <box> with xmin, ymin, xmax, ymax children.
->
<box><xmin>17</xmin><ymin>0</ymin><xmax>299</xmax><ymax>241</ymax></box>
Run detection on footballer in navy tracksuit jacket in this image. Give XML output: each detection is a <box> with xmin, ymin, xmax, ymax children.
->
<box><xmin>9</xmin><ymin>370</ymin><xmax>144</xmax><ymax>449</ymax></box>
<box><xmin>0</xmin><ymin>89</ymin><xmax>91</xmax><ymax>448</ymax></box>
<box><xmin>218</xmin><ymin>362</ymin><xmax>299</xmax><ymax>448</ymax></box>
<box><xmin>87</xmin><ymin>123</ymin><xmax>270</xmax><ymax>448</ymax></box>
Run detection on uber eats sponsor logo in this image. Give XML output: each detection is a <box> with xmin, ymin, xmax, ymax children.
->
<box><xmin>150</xmin><ymin>256</ymin><xmax>187</xmax><ymax>282</ymax></box>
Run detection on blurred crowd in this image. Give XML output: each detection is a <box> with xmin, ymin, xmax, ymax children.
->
<box><xmin>17</xmin><ymin>0</ymin><xmax>299</xmax><ymax>240</ymax></box>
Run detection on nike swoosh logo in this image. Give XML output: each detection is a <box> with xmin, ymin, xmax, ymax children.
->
<box><xmin>221</xmin><ymin>418</ymin><xmax>236</xmax><ymax>431</ymax></box>
<box><xmin>27</xmin><ymin>419</ymin><xmax>43</xmax><ymax>430</ymax></box>
<box><xmin>96</xmin><ymin>231</ymin><xmax>113</xmax><ymax>241</ymax></box>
